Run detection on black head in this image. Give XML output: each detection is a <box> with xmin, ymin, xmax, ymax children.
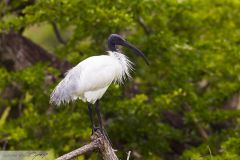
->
<box><xmin>108</xmin><ymin>34</ymin><xmax>125</xmax><ymax>51</ymax></box>
<box><xmin>107</xmin><ymin>34</ymin><xmax>149</xmax><ymax>65</ymax></box>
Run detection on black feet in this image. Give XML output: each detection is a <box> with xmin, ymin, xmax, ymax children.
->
<box><xmin>92</xmin><ymin>125</ymin><xmax>112</xmax><ymax>146</ymax></box>
<box><xmin>92</xmin><ymin>126</ymin><xmax>100</xmax><ymax>134</ymax></box>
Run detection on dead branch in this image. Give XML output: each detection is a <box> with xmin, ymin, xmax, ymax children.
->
<box><xmin>184</xmin><ymin>104</ymin><xmax>209</xmax><ymax>140</ymax></box>
<box><xmin>51</xmin><ymin>22</ymin><xmax>66</xmax><ymax>44</ymax></box>
<box><xmin>135</xmin><ymin>16</ymin><xmax>152</xmax><ymax>35</ymax></box>
<box><xmin>57</xmin><ymin>130</ymin><xmax>118</xmax><ymax>160</ymax></box>
<box><xmin>126</xmin><ymin>151</ymin><xmax>131</xmax><ymax>160</ymax></box>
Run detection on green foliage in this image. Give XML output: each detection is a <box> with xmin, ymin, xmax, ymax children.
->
<box><xmin>1</xmin><ymin>0</ymin><xmax>240</xmax><ymax>159</ymax></box>
<box><xmin>0</xmin><ymin>107</ymin><xmax>10</xmax><ymax>127</ymax></box>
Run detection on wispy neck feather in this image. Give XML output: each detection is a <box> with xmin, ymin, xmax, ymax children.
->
<box><xmin>107</xmin><ymin>51</ymin><xmax>134</xmax><ymax>84</ymax></box>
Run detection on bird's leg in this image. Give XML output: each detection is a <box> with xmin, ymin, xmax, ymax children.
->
<box><xmin>95</xmin><ymin>100</ymin><xmax>113</xmax><ymax>146</ymax></box>
<box><xmin>95</xmin><ymin>100</ymin><xmax>103</xmax><ymax>134</ymax></box>
<box><xmin>88</xmin><ymin>103</ymin><xmax>96</xmax><ymax>134</ymax></box>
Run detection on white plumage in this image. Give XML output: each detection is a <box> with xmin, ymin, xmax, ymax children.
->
<box><xmin>50</xmin><ymin>51</ymin><xmax>133</xmax><ymax>105</ymax></box>
<box><xmin>50</xmin><ymin>34</ymin><xmax>148</xmax><ymax>138</ymax></box>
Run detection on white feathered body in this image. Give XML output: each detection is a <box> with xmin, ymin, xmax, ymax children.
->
<box><xmin>50</xmin><ymin>51</ymin><xmax>133</xmax><ymax>105</ymax></box>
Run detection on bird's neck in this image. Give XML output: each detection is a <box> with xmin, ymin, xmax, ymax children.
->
<box><xmin>108</xmin><ymin>51</ymin><xmax>133</xmax><ymax>83</ymax></box>
<box><xmin>108</xmin><ymin>42</ymin><xmax>117</xmax><ymax>51</ymax></box>
<box><xmin>108</xmin><ymin>51</ymin><xmax>124</xmax><ymax>60</ymax></box>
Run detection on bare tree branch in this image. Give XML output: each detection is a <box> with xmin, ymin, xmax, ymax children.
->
<box><xmin>126</xmin><ymin>151</ymin><xmax>131</xmax><ymax>160</ymax></box>
<box><xmin>135</xmin><ymin>16</ymin><xmax>152</xmax><ymax>35</ymax></box>
<box><xmin>0</xmin><ymin>32</ymin><xmax>71</xmax><ymax>72</ymax></box>
<box><xmin>52</xmin><ymin>21</ymin><xmax>66</xmax><ymax>44</ymax></box>
<box><xmin>57</xmin><ymin>141</ymin><xmax>98</xmax><ymax>160</ymax></box>
<box><xmin>184</xmin><ymin>104</ymin><xmax>209</xmax><ymax>140</ymax></box>
<box><xmin>57</xmin><ymin>130</ymin><xmax>118</xmax><ymax>160</ymax></box>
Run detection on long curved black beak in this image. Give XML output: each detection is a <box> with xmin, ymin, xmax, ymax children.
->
<box><xmin>122</xmin><ymin>41</ymin><xmax>149</xmax><ymax>65</ymax></box>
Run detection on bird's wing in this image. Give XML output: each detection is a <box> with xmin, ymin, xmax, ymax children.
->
<box><xmin>50</xmin><ymin>55</ymin><xmax>121</xmax><ymax>105</ymax></box>
<box><xmin>77</xmin><ymin>55</ymin><xmax>121</xmax><ymax>92</ymax></box>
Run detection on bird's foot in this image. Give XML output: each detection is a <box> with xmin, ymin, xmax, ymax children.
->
<box><xmin>91</xmin><ymin>126</ymin><xmax>113</xmax><ymax>146</ymax></box>
<box><xmin>92</xmin><ymin>126</ymin><xmax>100</xmax><ymax>135</ymax></box>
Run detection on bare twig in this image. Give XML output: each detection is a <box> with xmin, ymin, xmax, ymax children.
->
<box><xmin>56</xmin><ymin>141</ymin><xmax>98</xmax><ymax>160</ymax></box>
<box><xmin>57</xmin><ymin>130</ymin><xmax>118</xmax><ymax>160</ymax></box>
<box><xmin>135</xmin><ymin>16</ymin><xmax>152</xmax><ymax>35</ymax></box>
<box><xmin>52</xmin><ymin>21</ymin><xmax>66</xmax><ymax>44</ymax></box>
<box><xmin>184</xmin><ymin>104</ymin><xmax>209</xmax><ymax>140</ymax></box>
<box><xmin>127</xmin><ymin>151</ymin><xmax>131</xmax><ymax>160</ymax></box>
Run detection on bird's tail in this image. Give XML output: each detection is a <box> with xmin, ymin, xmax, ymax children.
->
<box><xmin>50</xmin><ymin>77</ymin><xmax>76</xmax><ymax>106</ymax></box>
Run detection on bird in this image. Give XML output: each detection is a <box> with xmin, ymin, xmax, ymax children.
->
<box><xmin>50</xmin><ymin>34</ymin><xmax>149</xmax><ymax>136</ymax></box>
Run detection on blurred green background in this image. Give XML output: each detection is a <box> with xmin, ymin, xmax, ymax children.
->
<box><xmin>1</xmin><ymin>0</ymin><xmax>240</xmax><ymax>159</ymax></box>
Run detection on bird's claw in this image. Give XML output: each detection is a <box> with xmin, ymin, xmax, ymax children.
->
<box><xmin>91</xmin><ymin>127</ymin><xmax>112</xmax><ymax>146</ymax></box>
<box><xmin>92</xmin><ymin>126</ymin><xmax>100</xmax><ymax>135</ymax></box>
